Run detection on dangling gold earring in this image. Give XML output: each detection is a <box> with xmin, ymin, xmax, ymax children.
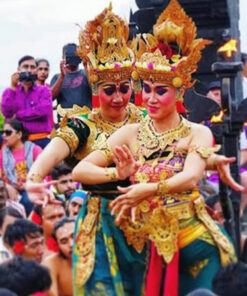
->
<box><xmin>175</xmin><ymin>88</ymin><xmax>184</xmax><ymax>102</ymax></box>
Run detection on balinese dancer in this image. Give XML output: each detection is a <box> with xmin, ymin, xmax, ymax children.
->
<box><xmin>26</xmin><ymin>4</ymin><xmax>147</xmax><ymax>296</ymax></box>
<box><xmin>72</xmin><ymin>1</ymin><xmax>237</xmax><ymax>295</ymax></box>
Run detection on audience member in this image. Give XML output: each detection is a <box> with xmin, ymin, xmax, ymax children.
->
<box><xmin>0</xmin><ymin>207</ymin><xmax>23</xmax><ymax>263</ymax></box>
<box><xmin>42</xmin><ymin>218</ymin><xmax>74</xmax><ymax>296</ymax></box>
<box><xmin>31</xmin><ymin>201</ymin><xmax>65</xmax><ymax>257</ymax></box>
<box><xmin>0</xmin><ymin>119</ymin><xmax>42</xmax><ymax>215</ymax></box>
<box><xmin>0</xmin><ymin>178</ymin><xmax>26</xmax><ymax>218</ymax></box>
<box><xmin>51</xmin><ymin>163</ymin><xmax>76</xmax><ymax>201</ymax></box>
<box><xmin>50</xmin><ymin>43</ymin><xmax>92</xmax><ymax>119</ymax></box>
<box><xmin>0</xmin><ymin>256</ymin><xmax>51</xmax><ymax>296</ymax></box>
<box><xmin>67</xmin><ymin>190</ymin><xmax>86</xmax><ymax>218</ymax></box>
<box><xmin>36</xmin><ymin>59</ymin><xmax>50</xmax><ymax>86</ymax></box>
<box><xmin>206</xmin><ymin>81</ymin><xmax>221</xmax><ymax>107</ymax></box>
<box><xmin>213</xmin><ymin>262</ymin><xmax>247</xmax><ymax>296</ymax></box>
<box><xmin>4</xmin><ymin>219</ymin><xmax>44</xmax><ymax>263</ymax></box>
<box><xmin>1</xmin><ymin>55</ymin><xmax>53</xmax><ymax>148</ymax></box>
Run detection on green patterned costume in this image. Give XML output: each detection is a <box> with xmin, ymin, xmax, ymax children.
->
<box><xmin>54</xmin><ymin>104</ymin><xmax>147</xmax><ymax>296</ymax></box>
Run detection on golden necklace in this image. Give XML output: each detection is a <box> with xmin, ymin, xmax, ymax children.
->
<box><xmin>137</xmin><ymin>116</ymin><xmax>191</xmax><ymax>158</ymax></box>
<box><xmin>91</xmin><ymin>104</ymin><xmax>143</xmax><ymax>135</ymax></box>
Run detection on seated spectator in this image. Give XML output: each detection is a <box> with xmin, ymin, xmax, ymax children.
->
<box><xmin>42</xmin><ymin>218</ymin><xmax>74</xmax><ymax>296</ymax></box>
<box><xmin>0</xmin><ymin>119</ymin><xmax>42</xmax><ymax>215</ymax></box>
<box><xmin>67</xmin><ymin>190</ymin><xmax>86</xmax><ymax>218</ymax></box>
<box><xmin>0</xmin><ymin>207</ymin><xmax>23</xmax><ymax>263</ymax></box>
<box><xmin>50</xmin><ymin>43</ymin><xmax>92</xmax><ymax>121</ymax></box>
<box><xmin>51</xmin><ymin>163</ymin><xmax>76</xmax><ymax>201</ymax></box>
<box><xmin>4</xmin><ymin>219</ymin><xmax>44</xmax><ymax>263</ymax></box>
<box><xmin>0</xmin><ymin>256</ymin><xmax>51</xmax><ymax>296</ymax></box>
<box><xmin>31</xmin><ymin>201</ymin><xmax>65</xmax><ymax>257</ymax></box>
<box><xmin>1</xmin><ymin>55</ymin><xmax>53</xmax><ymax>148</ymax></box>
<box><xmin>213</xmin><ymin>262</ymin><xmax>247</xmax><ymax>296</ymax></box>
<box><xmin>36</xmin><ymin>59</ymin><xmax>50</xmax><ymax>86</ymax></box>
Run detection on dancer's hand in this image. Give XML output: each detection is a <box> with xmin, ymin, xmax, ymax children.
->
<box><xmin>214</xmin><ymin>155</ymin><xmax>244</xmax><ymax>191</ymax></box>
<box><xmin>112</xmin><ymin>145</ymin><xmax>140</xmax><ymax>180</ymax></box>
<box><xmin>25</xmin><ymin>181</ymin><xmax>61</xmax><ymax>206</ymax></box>
<box><xmin>111</xmin><ymin>183</ymin><xmax>156</xmax><ymax>223</ymax></box>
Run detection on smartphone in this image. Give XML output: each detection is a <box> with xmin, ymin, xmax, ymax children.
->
<box><xmin>64</xmin><ymin>44</ymin><xmax>81</xmax><ymax>66</ymax></box>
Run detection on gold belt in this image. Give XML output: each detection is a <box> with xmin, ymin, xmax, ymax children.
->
<box><xmin>164</xmin><ymin>200</ymin><xmax>195</xmax><ymax>220</ymax></box>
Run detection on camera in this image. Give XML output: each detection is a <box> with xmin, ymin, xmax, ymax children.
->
<box><xmin>19</xmin><ymin>72</ymin><xmax>37</xmax><ymax>82</ymax></box>
<box><xmin>64</xmin><ymin>44</ymin><xmax>81</xmax><ymax>67</ymax></box>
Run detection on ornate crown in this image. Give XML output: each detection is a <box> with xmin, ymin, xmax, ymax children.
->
<box><xmin>131</xmin><ymin>0</ymin><xmax>212</xmax><ymax>89</ymax></box>
<box><xmin>77</xmin><ymin>3</ymin><xmax>134</xmax><ymax>89</ymax></box>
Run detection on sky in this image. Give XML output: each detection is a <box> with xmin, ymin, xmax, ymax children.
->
<box><xmin>0</xmin><ymin>0</ymin><xmax>246</xmax><ymax>91</ymax></box>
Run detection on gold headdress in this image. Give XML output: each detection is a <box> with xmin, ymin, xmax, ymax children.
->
<box><xmin>77</xmin><ymin>3</ymin><xmax>134</xmax><ymax>92</ymax></box>
<box><xmin>131</xmin><ymin>0</ymin><xmax>212</xmax><ymax>88</ymax></box>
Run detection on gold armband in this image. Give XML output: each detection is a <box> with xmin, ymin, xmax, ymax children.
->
<box><xmin>157</xmin><ymin>180</ymin><xmax>170</xmax><ymax>196</ymax></box>
<box><xmin>26</xmin><ymin>173</ymin><xmax>43</xmax><ymax>183</ymax></box>
<box><xmin>188</xmin><ymin>145</ymin><xmax>221</xmax><ymax>159</ymax></box>
<box><xmin>97</xmin><ymin>142</ymin><xmax>114</xmax><ymax>165</ymax></box>
<box><xmin>104</xmin><ymin>168</ymin><xmax>118</xmax><ymax>182</ymax></box>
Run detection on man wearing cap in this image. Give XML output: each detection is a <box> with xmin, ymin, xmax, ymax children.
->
<box><xmin>206</xmin><ymin>81</ymin><xmax>221</xmax><ymax>107</ymax></box>
<box><xmin>67</xmin><ymin>190</ymin><xmax>86</xmax><ymax>219</ymax></box>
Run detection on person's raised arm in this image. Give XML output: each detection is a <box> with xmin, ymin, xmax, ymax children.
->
<box><xmin>51</xmin><ymin>60</ymin><xmax>66</xmax><ymax>100</ymax></box>
<box><xmin>1</xmin><ymin>72</ymin><xmax>19</xmax><ymax>118</ymax></box>
<box><xmin>111</xmin><ymin>124</ymin><xmax>216</xmax><ymax>213</ymax></box>
<box><xmin>72</xmin><ymin>124</ymin><xmax>138</xmax><ymax>184</ymax></box>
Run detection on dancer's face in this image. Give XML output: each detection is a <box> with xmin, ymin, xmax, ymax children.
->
<box><xmin>98</xmin><ymin>80</ymin><xmax>131</xmax><ymax>119</ymax></box>
<box><xmin>142</xmin><ymin>81</ymin><xmax>177</xmax><ymax>120</ymax></box>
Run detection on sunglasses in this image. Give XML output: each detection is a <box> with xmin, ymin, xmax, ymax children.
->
<box><xmin>2</xmin><ymin>129</ymin><xmax>14</xmax><ymax>136</ymax></box>
<box><xmin>143</xmin><ymin>83</ymin><xmax>169</xmax><ymax>96</ymax></box>
<box><xmin>102</xmin><ymin>82</ymin><xmax>130</xmax><ymax>96</ymax></box>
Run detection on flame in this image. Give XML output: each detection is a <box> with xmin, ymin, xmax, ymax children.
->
<box><xmin>211</xmin><ymin>110</ymin><xmax>224</xmax><ymax>123</ymax></box>
<box><xmin>218</xmin><ymin>39</ymin><xmax>238</xmax><ymax>58</ymax></box>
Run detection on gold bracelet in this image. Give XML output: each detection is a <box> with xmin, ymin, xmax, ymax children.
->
<box><xmin>157</xmin><ymin>180</ymin><xmax>170</xmax><ymax>196</ymax></box>
<box><xmin>104</xmin><ymin>168</ymin><xmax>118</xmax><ymax>182</ymax></box>
<box><xmin>26</xmin><ymin>173</ymin><xmax>43</xmax><ymax>183</ymax></box>
<box><xmin>211</xmin><ymin>154</ymin><xmax>218</xmax><ymax>170</ymax></box>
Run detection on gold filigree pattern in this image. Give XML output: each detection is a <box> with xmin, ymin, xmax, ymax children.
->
<box><xmin>193</xmin><ymin>197</ymin><xmax>236</xmax><ymax>265</ymax></box>
<box><xmin>91</xmin><ymin>104</ymin><xmax>143</xmax><ymax>136</ymax></box>
<box><xmin>187</xmin><ymin>259</ymin><xmax>209</xmax><ymax>278</ymax></box>
<box><xmin>75</xmin><ymin>198</ymin><xmax>100</xmax><ymax>287</ymax></box>
<box><xmin>137</xmin><ymin>116</ymin><xmax>191</xmax><ymax>158</ymax></box>
<box><xmin>188</xmin><ymin>145</ymin><xmax>221</xmax><ymax>159</ymax></box>
<box><xmin>77</xmin><ymin>4</ymin><xmax>134</xmax><ymax>86</ymax></box>
<box><xmin>54</xmin><ymin>126</ymin><xmax>79</xmax><ymax>155</ymax></box>
<box><xmin>57</xmin><ymin>104</ymin><xmax>90</xmax><ymax>118</ymax></box>
<box><xmin>130</xmin><ymin>0</ymin><xmax>212</xmax><ymax>88</ymax></box>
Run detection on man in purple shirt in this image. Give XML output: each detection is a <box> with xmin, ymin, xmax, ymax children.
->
<box><xmin>1</xmin><ymin>55</ymin><xmax>53</xmax><ymax>148</ymax></box>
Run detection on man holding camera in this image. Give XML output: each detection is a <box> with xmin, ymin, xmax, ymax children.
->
<box><xmin>1</xmin><ymin>55</ymin><xmax>53</xmax><ymax>148</ymax></box>
<box><xmin>51</xmin><ymin>43</ymin><xmax>92</xmax><ymax>119</ymax></box>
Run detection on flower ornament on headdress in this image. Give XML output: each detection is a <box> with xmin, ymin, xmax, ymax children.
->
<box><xmin>77</xmin><ymin>3</ymin><xmax>134</xmax><ymax>94</ymax></box>
<box><xmin>13</xmin><ymin>240</ymin><xmax>25</xmax><ymax>254</ymax></box>
<box><xmin>131</xmin><ymin>0</ymin><xmax>212</xmax><ymax>89</ymax></box>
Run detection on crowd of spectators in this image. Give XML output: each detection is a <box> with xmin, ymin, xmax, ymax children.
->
<box><xmin>0</xmin><ymin>44</ymin><xmax>247</xmax><ymax>296</ymax></box>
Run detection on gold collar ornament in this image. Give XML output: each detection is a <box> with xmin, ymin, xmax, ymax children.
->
<box><xmin>131</xmin><ymin>0</ymin><xmax>212</xmax><ymax>89</ymax></box>
<box><xmin>137</xmin><ymin>116</ymin><xmax>191</xmax><ymax>158</ymax></box>
<box><xmin>77</xmin><ymin>3</ymin><xmax>134</xmax><ymax>93</ymax></box>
